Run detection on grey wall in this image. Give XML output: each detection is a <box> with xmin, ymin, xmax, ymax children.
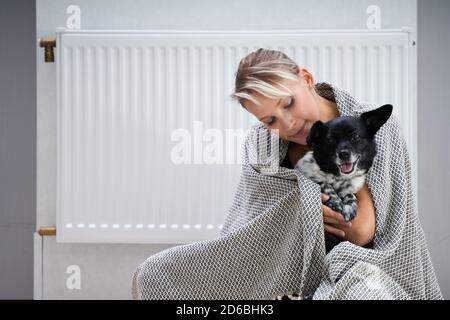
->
<box><xmin>0</xmin><ymin>0</ymin><xmax>36</xmax><ymax>299</ymax></box>
<box><xmin>418</xmin><ymin>0</ymin><xmax>450</xmax><ymax>299</ymax></box>
<box><xmin>0</xmin><ymin>0</ymin><xmax>448</xmax><ymax>299</ymax></box>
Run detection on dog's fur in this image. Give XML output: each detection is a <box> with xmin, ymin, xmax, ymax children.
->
<box><xmin>295</xmin><ymin>104</ymin><xmax>393</xmax><ymax>222</ymax></box>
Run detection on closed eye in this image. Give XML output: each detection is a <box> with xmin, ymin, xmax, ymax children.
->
<box><xmin>284</xmin><ymin>98</ymin><xmax>294</xmax><ymax>109</ymax></box>
<box><xmin>266</xmin><ymin>118</ymin><xmax>275</xmax><ymax>126</ymax></box>
<box><xmin>264</xmin><ymin>97</ymin><xmax>294</xmax><ymax>126</ymax></box>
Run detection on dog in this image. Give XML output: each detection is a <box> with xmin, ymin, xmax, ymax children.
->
<box><xmin>295</xmin><ymin>104</ymin><xmax>393</xmax><ymax>222</ymax></box>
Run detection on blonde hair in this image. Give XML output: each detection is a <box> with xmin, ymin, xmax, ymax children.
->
<box><xmin>230</xmin><ymin>48</ymin><xmax>300</xmax><ymax>108</ymax></box>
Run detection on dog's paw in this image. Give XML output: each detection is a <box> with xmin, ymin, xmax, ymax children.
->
<box><xmin>273</xmin><ymin>292</ymin><xmax>303</xmax><ymax>300</ymax></box>
<box><xmin>341</xmin><ymin>203</ymin><xmax>358</xmax><ymax>222</ymax></box>
<box><xmin>325</xmin><ymin>197</ymin><xmax>343</xmax><ymax>213</ymax></box>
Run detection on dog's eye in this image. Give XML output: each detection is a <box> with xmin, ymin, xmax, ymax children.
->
<box><xmin>326</xmin><ymin>135</ymin><xmax>335</xmax><ymax>143</ymax></box>
<box><xmin>351</xmin><ymin>134</ymin><xmax>360</xmax><ymax>142</ymax></box>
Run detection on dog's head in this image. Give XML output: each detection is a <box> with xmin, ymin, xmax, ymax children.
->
<box><xmin>306</xmin><ymin>104</ymin><xmax>393</xmax><ymax>176</ymax></box>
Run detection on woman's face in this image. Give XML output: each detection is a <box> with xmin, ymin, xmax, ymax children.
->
<box><xmin>242</xmin><ymin>69</ymin><xmax>321</xmax><ymax>145</ymax></box>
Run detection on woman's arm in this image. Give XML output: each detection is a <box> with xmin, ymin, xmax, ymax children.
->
<box><xmin>322</xmin><ymin>182</ymin><xmax>376</xmax><ymax>246</ymax></box>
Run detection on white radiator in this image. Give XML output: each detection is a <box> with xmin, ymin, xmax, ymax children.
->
<box><xmin>56</xmin><ymin>28</ymin><xmax>416</xmax><ymax>243</ymax></box>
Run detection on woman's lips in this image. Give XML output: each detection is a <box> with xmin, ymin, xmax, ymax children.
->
<box><xmin>291</xmin><ymin>123</ymin><xmax>307</xmax><ymax>138</ymax></box>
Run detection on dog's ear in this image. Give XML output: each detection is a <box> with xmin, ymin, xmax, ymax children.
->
<box><xmin>360</xmin><ymin>104</ymin><xmax>393</xmax><ymax>137</ymax></box>
<box><xmin>307</xmin><ymin>120</ymin><xmax>323</xmax><ymax>148</ymax></box>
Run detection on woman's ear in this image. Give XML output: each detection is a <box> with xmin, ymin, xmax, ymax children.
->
<box><xmin>307</xmin><ymin>120</ymin><xmax>323</xmax><ymax>148</ymax></box>
<box><xmin>298</xmin><ymin>67</ymin><xmax>315</xmax><ymax>88</ymax></box>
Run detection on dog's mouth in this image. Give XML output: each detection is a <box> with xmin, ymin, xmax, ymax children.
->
<box><xmin>338</xmin><ymin>157</ymin><xmax>360</xmax><ymax>174</ymax></box>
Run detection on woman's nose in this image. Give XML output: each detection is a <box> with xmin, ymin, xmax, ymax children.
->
<box><xmin>280</xmin><ymin>114</ymin><xmax>296</xmax><ymax>132</ymax></box>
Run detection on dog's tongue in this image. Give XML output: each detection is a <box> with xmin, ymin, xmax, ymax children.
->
<box><xmin>340</xmin><ymin>163</ymin><xmax>353</xmax><ymax>173</ymax></box>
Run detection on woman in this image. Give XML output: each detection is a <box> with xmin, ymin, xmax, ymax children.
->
<box><xmin>230</xmin><ymin>48</ymin><xmax>375</xmax><ymax>248</ymax></box>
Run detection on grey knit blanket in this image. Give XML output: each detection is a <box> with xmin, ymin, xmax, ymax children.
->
<box><xmin>132</xmin><ymin>82</ymin><xmax>442</xmax><ymax>300</ymax></box>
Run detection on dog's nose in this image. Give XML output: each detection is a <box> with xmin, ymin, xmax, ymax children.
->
<box><xmin>338</xmin><ymin>149</ymin><xmax>351</xmax><ymax>160</ymax></box>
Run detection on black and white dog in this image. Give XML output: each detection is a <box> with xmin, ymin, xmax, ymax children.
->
<box><xmin>295</xmin><ymin>104</ymin><xmax>393</xmax><ymax>222</ymax></box>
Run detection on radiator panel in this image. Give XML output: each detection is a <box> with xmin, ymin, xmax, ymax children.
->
<box><xmin>56</xmin><ymin>29</ymin><xmax>415</xmax><ymax>243</ymax></box>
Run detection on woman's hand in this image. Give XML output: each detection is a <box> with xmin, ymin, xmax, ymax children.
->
<box><xmin>321</xmin><ymin>182</ymin><xmax>376</xmax><ymax>246</ymax></box>
<box><xmin>321</xmin><ymin>193</ymin><xmax>352</xmax><ymax>237</ymax></box>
